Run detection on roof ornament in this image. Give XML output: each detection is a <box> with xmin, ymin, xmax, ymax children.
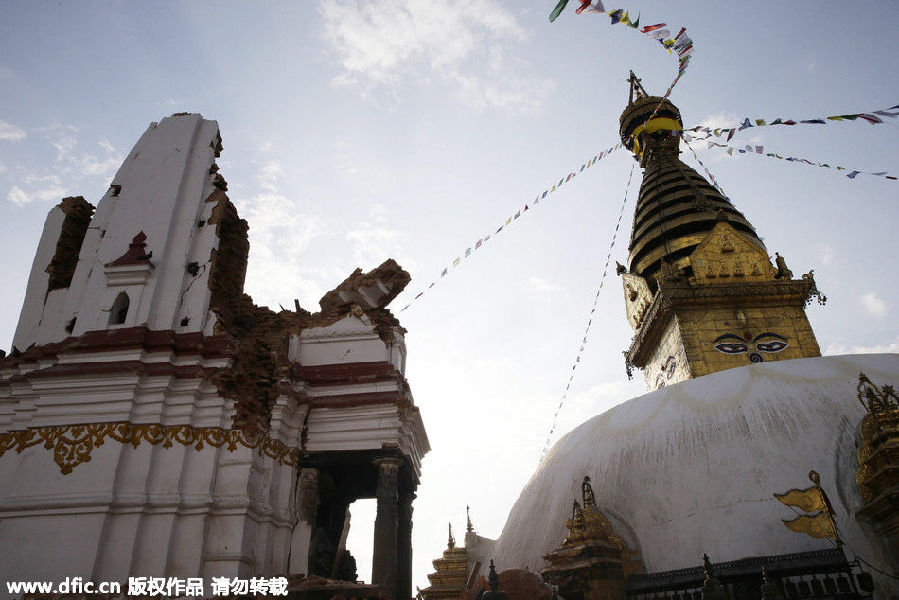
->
<box><xmin>581</xmin><ymin>476</ymin><xmax>596</xmax><ymax>509</ymax></box>
<box><xmin>466</xmin><ymin>505</ymin><xmax>474</xmax><ymax>533</ymax></box>
<box><xmin>480</xmin><ymin>559</ymin><xmax>508</xmax><ymax>600</ymax></box>
<box><xmin>447</xmin><ymin>522</ymin><xmax>456</xmax><ymax>549</ymax></box>
<box><xmin>628</xmin><ymin>70</ymin><xmax>648</xmax><ymax>105</ymax></box>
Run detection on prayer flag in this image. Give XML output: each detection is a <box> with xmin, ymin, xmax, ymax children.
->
<box><xmin>738</xmin><ymin>118</ymin><xmax>753</xmax><ymax>131</ymax></box>
<box><xmin>505</xmin><ymin>217</ymin><xmax>512</xmax><ymax>225</ymax></box>
<box><xmin>575</xmin><ymin>0</ymin><xmax>605</xmax><ymax>14</ymax></box>
<box><xmin>514</xmin><ymin>210</ymin><xmax>521</xmax><ymax>219</ymax></box>
<box><xmin>542</xmin><ymin>191</ymin><xmax>548</xmax><ymax>199</ymax></box>
<box><xmin>524</xmin><ymin>204</ymin><xmax>529</xmax><ymax>211</ymax></box>
<box><xmin>755</xmin><ymin>119</ymin><xmax>766</xmax><ymax>126</ymax></box>
<box><xmin>847</xmin><ymin>171</ymin><xmax>860</xmax><ymax>179</ymax></box>
<box><xmin>608</xmin><ymin>9</ymin><xmax>623</xmax><ymax>24</ymax></box>
<box><xmin>465</xmin><ymin>248</ymin><xmax>471</xmax><ymax>257</ymax></box>
<box><xmin>440</xmin><ymin>268</ymin><xmax>448</xmax><ymax>277</ymax></box>
<box><xmin>475</xmin><ymin>239</ymin><xmax>483</xmax><ymax>249</ymax></box>
<box><xmin>453</xmin><ymin>257</ymin><xmax>461</xmax><ymax>267</ymax></box>
<box><xmin>549</xmin><ymin>0</ymin><xmax>569</xmax><ymax>22</ymax></box>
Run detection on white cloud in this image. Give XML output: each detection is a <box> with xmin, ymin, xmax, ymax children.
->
<box><xmin>820</xmin><ymin>245</ymin><xmax>834</xmax><ymax>266</ymax></box>
<box><xmin>240</xmin><ymin>159</ymin><xmax>328</xmax><ymax>310</ymax></box>
<box><xmin>527</xmin><ymin>276</ymin><xmax>562</xmax><ymax>294</ymax></box>
<box><xmin>449</xmin><ymin>69</ymin><xmax>555</xmax><ymax>113</ymax></box>
<box><xmin>0</xmin><ymin>118</ymin><xmax>26</xmax><ymax>141</ymax></box>
<box><xmin>32</xmin><ymin>123</ymin><xmax>79</xmax><ymax>134</ymax></box>
<box><xmin>861</xmin><ymin>291</ymin><xmax>887</xmax><ymax>319</ymax></box>
<box><xmin>698</xmin><ymin>112</ymin><xmax>739</xmax><ymax>131</ymax></box>
<box><xmin>52</xmin><ymin>134</ymin><xmax>77</xmax><ymax>161</ymax></box>
<box><xmin>6</xmin><ymin>182</ymin><xmax>66</xmax><ymax>206</ymax></box>
<box><xmin>824</xmin><ymin>338</ymin><xmax>899</xmax><ymax>355</ymax></box>
<box><xmin>7</xmin><ymin>186</ymin><xmax>29</xmax><ymax>206</ymax></box>
<box><xmin>320</xmin><ymin>0</ymin><xmax>551</xmax><ymax>112</ymax></box>
<box><xmin>346</xmin><ymin>223</ymin><xmax>402</xmax><ymax>267</ymax></box>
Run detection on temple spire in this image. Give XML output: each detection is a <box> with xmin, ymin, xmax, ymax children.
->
<box><xmin>617</xmin><ymin>71</ymin><xmax>822</xmax><ymax>390</ymax></box>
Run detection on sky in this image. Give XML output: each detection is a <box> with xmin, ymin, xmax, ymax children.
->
<box><xmin>1</xmin><ymin>0</ymin><xmax>898</xmax><ymax>591</ymax></box>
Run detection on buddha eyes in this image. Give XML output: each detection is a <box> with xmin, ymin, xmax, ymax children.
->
<box><xmin>756</xmin><ymin>340</ymin><xmax>787</xmax><ymax>353</ymax></box>
<box><xmin>713</xmin><ymin>341</ymin><xmax>749</xmax><ymax>354</ymax></box>
<box><xmin>712</xmin><ymin>333</ymin><xmax>788</xmax><ymax>355</ymax></box>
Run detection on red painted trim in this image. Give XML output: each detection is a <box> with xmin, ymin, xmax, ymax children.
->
<box><xmin>2</xmin><ymin>326</ymin><xmax>234</xmax><ymax>367</ymax></box>
<box><xmin>297</xmin><ymin>361</ymin><xmax>400</xmax><ymax>385</ymax></box>
<box><xmin>309</xmin><ymin>390</ymin><xmax>404</xmax><ymax>409</ymax></box>
<box><xmin>8</xmin><ymin>360</ymin><xmax>217</xmax><ymax>382</ymax></box>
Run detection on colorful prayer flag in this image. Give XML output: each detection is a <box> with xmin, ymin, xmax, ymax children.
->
<box><xmin>549</xmin><ymin>0</ymin><xmax>569</xmax><ymax>22</ymax></box>
<box><xmin>575</xmin><ymin>0</ymin><xmax>605</xmax><ymax>14</ymax></box>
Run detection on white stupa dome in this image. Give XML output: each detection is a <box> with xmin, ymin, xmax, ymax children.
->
<box><xmin>486</xmin><ymin>353</ymin><xmax>897</xmax><ymax>595</ymax></box>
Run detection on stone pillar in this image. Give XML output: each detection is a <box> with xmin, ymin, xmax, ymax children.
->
<box><xmin>290</xmin><ymin>468</ymin><xmax>319</xmax><ymax>574</ymax></box>
<box><xmin>396</xmin><ymin>490</ymin><xmax>415</xmax><ymax>600</ymax></box>
<box><xmin>372</xmin><ymin>458</ymin><xmax>403</xmax><ymax>600</ymax></box>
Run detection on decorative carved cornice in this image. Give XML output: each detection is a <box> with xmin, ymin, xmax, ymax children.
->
<box><xmin>0</xmin><ymin>421</ymin><xmax>300</xmax><ymax>475</ymax></box>
<box><xmin>626</xmin><ymin>276</ymin><xmax>819</xmax><ymax>367</ymax></box>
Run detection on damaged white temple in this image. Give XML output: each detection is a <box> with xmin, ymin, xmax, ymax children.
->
<box><xmin>0</xmin><ymin>113</ymin><xmax>429</xmax><ymax>600</ymax></box>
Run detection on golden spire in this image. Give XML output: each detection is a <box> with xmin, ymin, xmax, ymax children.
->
<box><xmin>618</xmin><ymin>73</ymin><xmax>764</xmax><ymax>286</ymax></box>
<box><xmin>447</xmin><ymin>522</ymin><xmax>455</xmax><ymax>549</ymax></box>
<box><xmin>466</xmin><ymin>505</ymin><xmax>474</xmax><ymax>533</ymax></box>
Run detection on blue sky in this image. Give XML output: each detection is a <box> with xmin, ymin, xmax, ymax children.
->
<box><xmin>2</xmin><ymin>0</ymin><xmax>898</xmax><ymax>589</ymax></box>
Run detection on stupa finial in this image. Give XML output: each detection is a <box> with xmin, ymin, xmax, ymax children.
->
<box><xmin>628</xmin><ymin>70</ymin><xmax>648</xmax><ymax>105</ymax></box>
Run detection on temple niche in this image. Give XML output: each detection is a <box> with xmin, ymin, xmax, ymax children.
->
<box><xmin>0</xmin><ymin>113</ymin><xmax>429</xmax><ymax>600</ymax></box>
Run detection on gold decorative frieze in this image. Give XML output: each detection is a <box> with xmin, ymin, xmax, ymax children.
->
<box><xmin>0</xmin><ymin>422</ymin><xmax>301</xmax><ymax>475</ymax></box>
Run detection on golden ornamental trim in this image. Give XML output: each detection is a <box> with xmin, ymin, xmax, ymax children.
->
<box><xmin>0</xmin><ymin>422</ymin><xmax>300</xmax><ymax>475</ymax></box>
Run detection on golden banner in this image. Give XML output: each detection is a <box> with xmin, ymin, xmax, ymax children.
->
<box><xmin>782</xmin><ymin>512</ymin><xmax>837</xmax><ymax>540</ymax></box>
<box><xmin>774</xmin><ymin>485</ymin><xmax>827</xmax><ymax>513</ymax></box>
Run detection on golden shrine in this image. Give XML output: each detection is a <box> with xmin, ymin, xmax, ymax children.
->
<box><xmin>419</xmin><ymin>525</ymin><xmax>470</xmax><ymax>600</ymax></box>
<box><xmin>539</xmin><ymin>477</ymin><xmax>641</xmax><ymax>600</ymax></box>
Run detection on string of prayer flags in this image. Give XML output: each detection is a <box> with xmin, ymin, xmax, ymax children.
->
<box><xmin>540</xmin><ymin>162</ymin><xmax>636</xmax><ymax>462</ymax></box>
<box><xmin>680</xmin><ymin>133</ymin><xmax>728</xmax><ymax>198</ymax></box>
<box><xmin>398</xmin><ymin>144</ymin><xmax>624</xmax><ymax>312</ymax></box>
<box><xmin>549</xmin><ymin>2</ymin><xmax>693</xmax><ymax>96</ymax></box>
<box><xmin>699</xmin><ymin>138</ymin><xmax>898</xmax><ymax>183</ymax></box>
<box><xmin>686</xmin><ymin>104</ymin><xmax>899</xmax><ymax>142</ymax></box>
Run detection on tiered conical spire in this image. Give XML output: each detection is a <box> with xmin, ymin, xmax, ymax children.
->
<box><xmin>619</xmin><ymin>90</ymin><xmax>764</xmax><ymax>288</ymax></box>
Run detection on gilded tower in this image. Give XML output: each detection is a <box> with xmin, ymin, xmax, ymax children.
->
<box><xmin>618</xmin><ymin>77</ymin><xmax>824</xmax><ymax>390</ymax></box>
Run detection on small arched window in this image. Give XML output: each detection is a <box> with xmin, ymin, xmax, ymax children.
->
<box><xmin>109</xmin><ymin>292</ymin><xmax>130</xmax><ymax>325</ymax></box>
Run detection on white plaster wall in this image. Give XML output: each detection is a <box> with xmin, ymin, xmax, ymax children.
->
<box><xmin>297</xmin><ymin>314</ymin><xmax>399</xmax><ymax>367</ymax></box>
<box><xmin>0</xmin><ymin>391</ymin><xmax>305</xmax><ymax>599</ymax></box>
<box><xmin>12</xmin><ymin>205</ymin><xmax>67</xmax><ymax>350</ymax></box>
<box><xmin>491</xmin><ymin>353</ymin><xmax>899</xmax><ymax>597</ymax></box>
<box><xmin>8</xmin><ymin>114</ymin><xmax>226</xmax><ymax>347</ymax></box>
<box><xmin>641</xmin><ymin>316</ymin><xmax>690</xmax><ymax>391</ymax></box>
